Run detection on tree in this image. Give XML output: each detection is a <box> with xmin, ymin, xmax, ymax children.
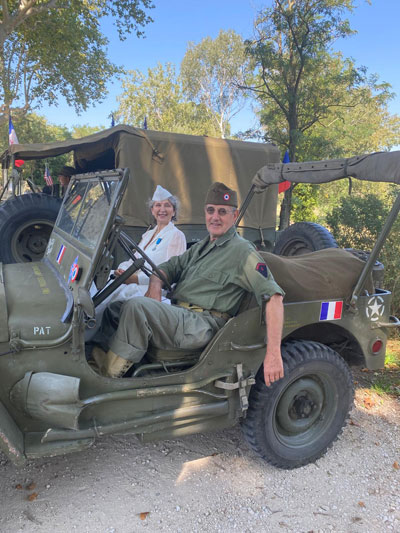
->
<box><xmin>180</xmin><ymin>30</ymin><xmax>252</xmax><ymax>138</ymax></box>
<box><xmin>245</xmin><ymin>0</ymin><xmax>379</xmax><ymax>229</ymax></box>
<box><xmin>116</xmin><ymin>63</ymin><xmax>222</xmax><ymax>136</ymax></box>
<box><xmin>326</xmin><ymin>190</ymin><xmax>400</xmax><ymax>316</ymax></box>
<box><xmin>0</xmin><ymin>112</ymin><xmax>73</xmax><ymax>186</ymax></box>
<box><xmin>71</xmin><ymin>125</ymin><xmax>105</xmax><ymax>139</ymax></box>
<box><xmin>0</xmin><ymin>1</ymin><xmax>154</xmax><ymax>125</ymax></box>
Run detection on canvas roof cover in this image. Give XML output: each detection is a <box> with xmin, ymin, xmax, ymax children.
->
<box><xmin>253</xmin><ymin>151</ymin><xmax>400</xmax><ymax>190</ymax></box>
<box><xmin>2</xmin><ymin>125</ymin><xmax>280</xmax><ymax>229</ymax></box>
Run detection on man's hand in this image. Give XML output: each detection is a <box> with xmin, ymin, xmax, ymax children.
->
<box><xmin>264</xmin><ymin>293</ymin><xmax>284</xmax><ymax>387</ymax></box>
<box><xmin>263</xmin><ymin>347</ymin><xmax>284</xmax><ymax>387</ymax></box>
<box><xmin>144</xmin><ymin>271</ymin><xmax>166</xmax><ymax>301</ymax></box>
<box><xmin>114</xmin><ymin>268</ymin><xmax>138</xmax><ymax>285</ymax></box>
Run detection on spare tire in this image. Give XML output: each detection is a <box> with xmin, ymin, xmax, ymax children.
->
<box><xmin>273</xmin><ymin>222</ymin><xmax>338</xmax><ymax>256</ymax></box>
<box><xmin>0</xmin><ymin>194</ymin><xmax>61</xmax><ymax>263</ymax></box>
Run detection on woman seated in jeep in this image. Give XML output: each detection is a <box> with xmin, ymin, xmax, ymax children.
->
<box><xmin>112</xmin><ymin>185</ymin><xmax>186</xmax><ymax>301</ymax></box>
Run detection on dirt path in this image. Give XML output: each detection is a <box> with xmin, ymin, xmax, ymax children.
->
<box><xmin>1</xmin><ymin>383</ymin><xmax>399</xmax><ymax>533</ymax></box>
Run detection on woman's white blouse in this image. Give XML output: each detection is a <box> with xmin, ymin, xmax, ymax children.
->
<box><xmin>109</xmin><ymin>222</ymin><xmax>186</xmax><ymax>301</ymax></box>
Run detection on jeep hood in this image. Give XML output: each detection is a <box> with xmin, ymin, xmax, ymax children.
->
<box><xmin>1</xmin><ymin>262</ymin><xmax>70</xmax><ymax>343</ymax></box>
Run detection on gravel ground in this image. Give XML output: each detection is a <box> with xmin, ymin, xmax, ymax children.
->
<box><xmin>1</xmin><ymin>386</ymin><xmax>399</xmax><ymax>533</ymax></box>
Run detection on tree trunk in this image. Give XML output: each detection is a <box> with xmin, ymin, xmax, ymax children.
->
<box><xmin>279</xmin><ymin>185</ymin><xmax>293</xmax><ymax>230</ymax></box>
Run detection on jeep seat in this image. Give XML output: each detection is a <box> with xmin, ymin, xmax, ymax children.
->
<box><xmin>146</xmin><ymin>345</ymin><xmax>201</xmax><ymax>364</ymax></box>
<box><xmin>237</xmin><ymin>248</ymin><xmax>374</xmax><ymax>314</ymax></box>
<box><xmin>262</xmin><ymin>248</ymin><xmax>373</xmax><ymax>303</ymax></box>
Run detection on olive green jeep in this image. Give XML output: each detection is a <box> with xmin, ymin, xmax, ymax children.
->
<box><xmin>0</xmin><ymin>152</ymin><xmax>399</xmax><ymax>469</ymax></box>
<box><xmin>0</xmin><ymin>126</ymin><xmax>337</xmax><ymax>263</ymax></box>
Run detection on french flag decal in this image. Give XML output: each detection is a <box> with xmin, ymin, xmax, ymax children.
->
<box><xmin>56</xmin><ymin>244</ymin><xmax>66</xmax><ymax>265</ymax></box>
<box><xmin>320</xmin><ymin>301</ymin><xmax>343</xmax><ymax>321</ymax></box>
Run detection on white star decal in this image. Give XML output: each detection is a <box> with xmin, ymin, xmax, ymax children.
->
<box><xmin>366</xmin><ymin>296</ymin><xmax>385</xmax><ymax>322</ymax></box>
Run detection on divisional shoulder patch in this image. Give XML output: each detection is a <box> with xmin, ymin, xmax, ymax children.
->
<box><xmin>256</xmin><ymin>262</ymin><xmax>269</xmax><ymax>278</ymax></box>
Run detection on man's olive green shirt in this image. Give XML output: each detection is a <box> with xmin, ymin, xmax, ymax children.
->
<box><xmin>158</xmin><ymin>226</ymin><xmax>284</xmax><ymax>317</ymax></box>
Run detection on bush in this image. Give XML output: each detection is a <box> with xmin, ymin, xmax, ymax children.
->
<box><xmin>326</xmin><ymin>193</ymin><xmax>400</xmax><ymax>317</ymax></box>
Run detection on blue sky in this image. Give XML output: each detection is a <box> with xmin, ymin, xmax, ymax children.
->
<box><xmin>41</xmin><ymin>0</ymin><xmax>400</xmax><ymax>135</ymax></box>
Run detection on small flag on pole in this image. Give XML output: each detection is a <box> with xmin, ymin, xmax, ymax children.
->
<box><xmin>44</xmin><ymin>164</ymin><xmax>53</xmax><ymax>186</ymax></box>
<box><xmin>143</xmin><ymin>116</ymin><xmax>147</xmax><ymax>130</ymax></box>
<box><xmin>278</xmin><ymin>150</ymin><xmax>291</xmax><ymax>193</ymax></box>
<box><xmin>9</xmin><ymin>116</ymin><xmax>19</xmax><ymax>145</ymax></box>
<box><xmin>9</xmin><ymin>116</ymin><xmax>24</xmax><ymax>167</ymax></box>
<box><xmin>111</xmin><ymin>114</ymin><xmax>115</xmax><ymax>128</ymax></box>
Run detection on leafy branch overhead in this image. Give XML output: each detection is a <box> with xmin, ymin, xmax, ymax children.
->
<box><xmin>0</xmin><ymin>0</ymin><xmax>154</xmax><ymax>123</ymax></box>
<box><xmin>244</xmin><ymin>0</ymin><xmax>398</xmax><ymax>229</ymax></box>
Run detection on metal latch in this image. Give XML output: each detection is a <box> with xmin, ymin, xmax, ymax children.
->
<box><xmin>214</xmin><ymin>363</ymin><xmax>255</xmax><ymax>412</ymax></box>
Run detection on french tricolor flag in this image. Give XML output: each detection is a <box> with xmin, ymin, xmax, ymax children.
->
<box><xmin>56</xmin><ymin>244</ymin><xmax>66</xmax><ymax>265</ymax></box>
<box><xmin>319</xmin><ymin>301</ymin><xmax>343</xmax><ymax>321</ymax></box>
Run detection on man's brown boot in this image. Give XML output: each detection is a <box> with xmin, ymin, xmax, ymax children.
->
<box><xmin>103</xmin><ymin>350</ymin><xmax>132</xmax><ymax>378</ymax></box>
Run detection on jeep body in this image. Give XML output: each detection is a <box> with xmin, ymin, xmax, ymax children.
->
<box><xmin>0</xmin><ymin>156</ymin><xmax>398</xmax><ymax>469</ymax></box>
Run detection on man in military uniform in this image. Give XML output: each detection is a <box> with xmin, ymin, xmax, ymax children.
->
<box><xmin>93</xmin><ymin>182</ymin><xmax>285</xmax><ymax>386</ymax></box>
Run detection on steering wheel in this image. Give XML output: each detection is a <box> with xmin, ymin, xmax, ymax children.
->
<box><xmin>118</xmin><ymin>230</ymin><xmax>172</xmax><ymax>291</ymax></box>
<box><xmin>92</xmin><ymin>230</ymin><xmax>172</xmax><ymax>309</ymax></box>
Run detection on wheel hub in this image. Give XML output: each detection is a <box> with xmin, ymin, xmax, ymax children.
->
<box><xmin>12</xmin><ymin>221</ymin><xmax>53</xmax><ymax>262</ymax></box>
<box><xmin>276</xmin><ymin>377</ymin><xmax>324</xmax><ymax>434</ymax></box>
<box><xmin>291</xmin><ymin>395</ymin><xmax>316</xmax><ymax>418</ymax></box>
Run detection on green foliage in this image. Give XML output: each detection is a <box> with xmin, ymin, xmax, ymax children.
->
<box><xmin>245</xmin><ymin>0</ymin><xmax>399</xmax><ymax>229</ymax></box>
<box><xmin>300</xmin><ymin>84</ymin><xmax>400</xmax><ymax>161</ymax></box>
<box><xmin>247</xmin><ymin>0</ymin><xmax>358</xmax><ymax>160</ymax></box>
<box><xmin>0</xmin><ymin>113</ymin><xmax>73</xmax><ymax>185</ymax></box>
<box><xmin>290</xmin><ymin>184</ymin><xmax>318</xmax><ymax>223</ymax></box>
<box><xmin>0</xmin><ymin>1</ymin><xmax>154</xmax><ymax>121</ymax></box>
<box><xmin>71</xmin><ymin>125</ymin><xmax>105</xmax><ymax>139</ymax></box>
<box><xmin>181</xmin><ymin>30</ymin><xmax>252</xmax><ymax>138</ymax></box>
<box><xmin>116</xmin><ymin>63</ymin><xmax>223</xmax><ymax>136</ymax></box>
<box><xmin>326</xmin><ymin>193</ymin><xmax>387</xmax><ymax>250</ymax></box>
<box><xmin>326</xmin><ymin>189</ymin><xmax>400</xmax><ymax>316</ymax></box>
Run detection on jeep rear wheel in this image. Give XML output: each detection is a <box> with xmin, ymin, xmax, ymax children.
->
<box><xmin>273</xmin><ymin>222</ymin><xmax>338</xmax><ymax>256</ymax></box>
<box><xmin>0</xmin><ymin>194</ymin><xmax>61</xmax><ymax>263</ymax></box>
<box><xmin>242</xmin><ymin>340</ymin><xmax>354</xmax><ymax>469</ymax></box>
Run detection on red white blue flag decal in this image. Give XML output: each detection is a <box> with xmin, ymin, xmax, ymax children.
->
<box><xmin>320</xmin><ymin>301</ymin><xmax>343</xmax><ymax>321</ymax></box>
<box><xmin>56</xmin><ymin>244</ymin><xmax>66</xmax><ymax>265</ymax></box>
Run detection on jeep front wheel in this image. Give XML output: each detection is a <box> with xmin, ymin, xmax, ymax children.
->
<box><xmin>0</xmin><ymin>194</ymin><xmax>61</xmax><ymax>263</ymax></box>
<box><xmin>242</xmin><ymin>340</ymin><xmax>354</xmax><ymax>469</ymax></box>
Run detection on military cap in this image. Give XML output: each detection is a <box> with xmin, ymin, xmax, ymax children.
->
<box><xmin>205</xmin><ymin>182</ymin><xmax>238</xmax><ymax>207</ymax></box>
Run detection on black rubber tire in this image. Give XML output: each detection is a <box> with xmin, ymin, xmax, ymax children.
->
<box><xmin>242</xmin><ymin>340</ymin><xmax>354</xmax><ymax>469</ymax></box>
<box><xmin>0</xmin><ymin>194</ymin><xmax>61</xmax><ymax>263</ymax></box>
<box><xmin>273</xmin><ymin>222</ymin><xmax>338</xmax><ymax>256</ymax></box>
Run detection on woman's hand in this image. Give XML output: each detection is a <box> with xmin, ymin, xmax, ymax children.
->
<box><xmin>114</xmin><ymin>268</ymin><xmax>138</xmax><ymax>285</ymax></box>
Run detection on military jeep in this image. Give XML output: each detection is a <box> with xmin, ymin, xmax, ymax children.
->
<box><xmin>0</xmin><ymin>126</ymin><xmax>337</xmax><ymax>263</ymax></box>
<box><xmin>0</xmin><ymin>152</ymin><xmax>399</xmax><ymax>469</ymax></box>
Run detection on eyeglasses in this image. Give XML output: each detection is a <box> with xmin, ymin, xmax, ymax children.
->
<box><xmin>205</xmin><ymin>206</ymin><xmax>236</xmax><ymax>216</ymax></box>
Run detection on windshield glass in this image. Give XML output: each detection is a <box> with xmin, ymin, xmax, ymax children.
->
<box><xmin>56</xmin><ymin>178</ymin><xmax>119</xmax><ymax>250</ymax></box>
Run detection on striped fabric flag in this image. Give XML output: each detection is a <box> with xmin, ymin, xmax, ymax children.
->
<box><xmin>9</xmin><ymin>116</ymin><xmax>19</xmax><ymax>145</ymax></box>
<box><xmin>319</xmin><ymin>301</ymin><xmax>343</xmax><ymax>321</ymax></box>
<box><xmin>44</xmin><ymin>164</ymin><xmax>53</xmax><ymax>186</ymax></box>
<box><xmin>8</xmin><ymin>116</ymin><xmax>24</xmax><ymax>167</ymax></box>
